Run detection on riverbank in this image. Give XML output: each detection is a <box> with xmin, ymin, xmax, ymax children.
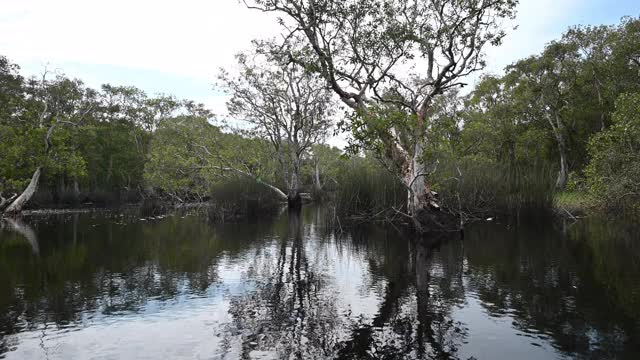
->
<box><xmin>554</xmin><ymin>191</ymin><xmax>597</xmax><ymax>218</ymax></box>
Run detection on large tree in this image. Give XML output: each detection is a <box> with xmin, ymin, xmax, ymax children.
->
<box><xmin>243</xmin><ymin>0</ymin><xmax>518</xmax><ymax>230</ymax></box>
<box><xmin>219</xmin><ymin>48</ymin><xmax>334</xmax><ymax>207</ymax></box>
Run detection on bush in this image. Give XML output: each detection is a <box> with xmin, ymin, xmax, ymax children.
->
<box><xmin>586</xmin><ymin>93</ymin><xmax>640</xmax><ymax>214</ymax></box>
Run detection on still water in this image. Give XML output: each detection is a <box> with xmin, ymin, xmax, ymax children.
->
<box><xmin>0</xmin><ymin>207</ymin><xmax>639</xmax><ymax>359</ymax></box>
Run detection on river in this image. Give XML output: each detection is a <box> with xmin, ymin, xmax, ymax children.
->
<box><xmin>0</xmin><ymin>207</ymin><xmax>639</xmax><ymax>359</ymax></box>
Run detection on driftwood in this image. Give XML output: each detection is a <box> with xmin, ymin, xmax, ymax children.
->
<box><xmin>0</xmin><ymin>193</ymin><xmax>18</xmax><ymax>211</ymax></box>
<box><xmin>3</xmin><ymin>167</ymin><xmax>42</xmax><ymax>215</ymax></box>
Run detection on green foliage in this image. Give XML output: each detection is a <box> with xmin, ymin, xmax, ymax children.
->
<box><xmin>145</xmin><ymin>116</ymin><xmax>220</xmax><ymax>200</ymax></box>
<box><xmin>586</xmin><ymin>92</ymin><xmax>640</xmax><ymax>213</ymax></box>
<box><xmin>565</xmin><ymin>171</ymin><xmax>586</xmax><ymax>192</ymax></box>
<box><xmin>0</xmin><ymin>125</ymin><xmax>41</xmax><ymax>191</ymax></box>
<box><xmin>0</xmin><ymin>55</ymin><xmax>213</xmax><ymax>206</ymax></box>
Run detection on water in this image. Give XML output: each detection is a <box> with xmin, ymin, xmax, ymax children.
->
<box><xmin>0</xmin><ymin>207</ymin><xmax>639</xmax><ymax>359</ymax></box>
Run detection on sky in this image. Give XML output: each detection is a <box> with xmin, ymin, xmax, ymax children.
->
<box><xmin>1</xmin><ymin>0</ymin><xmax>638</xmax><ymax>123</ymax></box>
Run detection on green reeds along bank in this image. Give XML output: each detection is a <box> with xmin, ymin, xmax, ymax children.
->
<box><xmin>330</xmin><ymin>157</ymin><xmax>556</xmax><ymax>224</ymax></box>
<box><xmin>433</xmin><ymin>158</ymin><xmax>556</xmax><ymax>219</ymax></box>
<box><xmin>209</xmin><ymin>176</ymin><xmax>283</xmax><ymax>220</ymax></box>
<box><xmin>332</xmin><ymin>158</ymin><xmax>406</xmax><ymax>220</ymax></box>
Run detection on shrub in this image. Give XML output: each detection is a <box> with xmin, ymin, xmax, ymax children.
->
<box><xmin>585</xmin><ymin>93</ymin><xmax>640</xmax><ymax>214</ymax></box>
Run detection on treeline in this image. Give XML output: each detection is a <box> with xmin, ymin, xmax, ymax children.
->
<box><xmin>0</xmin><ymin>56</ymin><xmax>217</xmax><ymax>210</ymax></box>
<box><xmin>0</xmin><ymin>56</ymin><xmax>345</xmax><ymax>213</ymax></box>
<box><xmin>1</xmin><ymin>15</ymin><xmax>639</xmax><ymax>220</ymax></box>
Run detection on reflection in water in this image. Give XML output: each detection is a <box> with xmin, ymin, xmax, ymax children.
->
<box><xmin>0</xmin><ymin>209</ymin><xmax>638</xmax><ymax>359</ymax></box>
<box><xmin>1</xmin><ymin>218</ymin><xmax>39</xmax><ymax>256</ymax></box>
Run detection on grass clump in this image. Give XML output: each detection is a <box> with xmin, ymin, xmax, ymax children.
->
<box><xmin>433</xmin><ymin>157</ymin><xmax>556</xmax><ymax>219</ymax></box>
<box><xmin>208</xmin><ymin>176</ymin><xmax>283</xmax><ymax>221</ymax></box>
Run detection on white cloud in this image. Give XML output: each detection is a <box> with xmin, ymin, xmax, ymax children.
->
<box><xmin>483</xmin><ymin>0</ymin><xmax>583</xmax><ymax>76</ymax></box>
<box><xmin>0</xmin><ymin>0</ymin><xmax>617</xmax><ymax>95</ymax></box>
<box><xmin>0</xmin><ymin>0</ymin><xmax>629</xmax><ymax>149</ymax></box>
<box><xmin>0</xmin><ymin>0</ymin><xmax>280</xmax><ymax>78</ymax></box>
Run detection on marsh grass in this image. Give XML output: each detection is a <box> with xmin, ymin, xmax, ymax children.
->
<box><xmin>329</xmin><ymin>160</ymin><xmax>406</xmax><ymax>224</ymax></box>
<box><xmin>329</xmin><ymin>157</ymin><xmax>556</xmax><ymax>226</ymax></box>
<box><xmin>209</xmin><ymin>176</ymin><xmax>283</xmax><ymax>220</ymax></box>
<box><xmin>434</xmin><ymin>159</ymin><xmax>556</xmax><ymax>219</ymax></box>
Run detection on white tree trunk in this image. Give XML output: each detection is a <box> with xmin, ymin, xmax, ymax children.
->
<box><xmin>260</xmin><ymin>180</ymin><xmax>288</xmax><ymax>201</ymax></box>
<box><xmin>314</xmin><ymin>159</ymin><xmax>322</xmax><ymax>192</ymax></box>
<box><xmin>552</xmin><ymin>114</ymin><xmax>569</xmax><ymax>190</ymax></box>
<box><xmin>73</xmin><ymin>180</ymin><xmax>81</xmax><ymax>198</ymax></box>
<box><xmin>4</xmin><ymin>167</ymin><xmax>42</xmax><ymax>214</ymax></box>
<box><xmin>556</xmin><ymin>140</ymin><xmax>568</xmax><ymax>190</ymax></box>
<box><xmin>397</xmin><ymin>131</ymin><xmax>454</xmax><ymax>231</ymax></box>
<box><xmin>0</xmin><ymin>193</ymin><xmax>18</xmax><ymax>211</ymax></box>
<box><xmin>405</xmin><ymin>138</ymin><xmax>433</xmax><ymax>215</ymax></box>
<box><xmin>287</xmin><ymin>155</ymin><xmax>302</xmax><ymax>208</ymax></box>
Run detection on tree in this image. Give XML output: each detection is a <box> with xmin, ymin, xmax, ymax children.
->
<box><xmin>219</xmin><ymin>47</ymin><xmax>334</xmax><ymax>207</ymax></box>
<box><xmin>243</xmin><ymin>0</ymin><xmax>518</xmax><ymax>230</ymax></box>
<box><xmin>504</xmin><ymin>42</ymin><xmax>582</xmax><ymax>190</ymax></box>
<box><xmin>145</xmin><ymin>116</ymin><xmax>224</xmax><ymax>202</ymax></box>
<box><xmin>307</xmin><ymin>144</ymin><xmax>344</xmax><ymax>194</ymax></box>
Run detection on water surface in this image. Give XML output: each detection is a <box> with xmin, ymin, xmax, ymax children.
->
<box><xmin>0</xmin><ymin>208</ymin><xmax>639</xmax><ymax>359</ymax></box>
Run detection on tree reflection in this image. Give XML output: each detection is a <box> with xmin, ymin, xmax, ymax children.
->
<box><xmin>0</xmin><ymin>210</ymin><xmax>268</xmax><ymax>349</ymax></box>
<box><xmin>1</xmin><ymin>217</ymin><xmax>39</xmax><ymax>255</ymax></box>
<box><xmin>221</xmin><ymin>209</ymin><xmax>342</xmax><ymax>358</ymax></box>
<box><xmin>463</xmin><ymin>219</ymin><xmax>640</xmax><ymax>359</ymax></box>
<box><xmin>221</xmin><ymin>209</ymin><xmax>467</xmax><ymax>359</ymax></box>
<box><xmin>335</xmin><ymin>231</ymin><xmax>467</xmax><ymax>360</ymax></box>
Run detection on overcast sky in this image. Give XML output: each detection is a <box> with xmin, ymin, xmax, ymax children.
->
<box><xmin>1</xmin><ymin>0</ymin><xmax>638</xmax><ymax>118</ymax></box>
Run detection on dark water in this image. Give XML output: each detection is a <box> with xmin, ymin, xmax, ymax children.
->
<box><xmin>0</xmin><ymin>208</ymin><xmax>639</xmax><ymax>359</ymax></box>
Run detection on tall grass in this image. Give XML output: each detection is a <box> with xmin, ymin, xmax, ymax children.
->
<box><xmin>330</xmin><ymin>156</ymin><xmax>555</xmax><ymax>224</ymax></box>
<box><xmin>331</xmin><ymin>159</ymin><xmax>406</xmax><ymax>221</ymax></box>
<box><xmin>208</xmin><ymin>176</ymin><xmax>284</xmax><ymax>220</ymax></box>
<box><xmin>433</xmin><ymin>158</ymin><xmax>556</xmax><ymax>219</ymax></box>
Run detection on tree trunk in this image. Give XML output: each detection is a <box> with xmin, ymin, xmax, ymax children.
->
<box><xmin>4</xmin><ymin>167</ymin><xmax>42</xmax><ymax>215</ymax></box>
<box><xmin>0</xmin><ymin>193</ymin><xmax>18</xmax><ymax>211</ymax></box>
<box><xmin>287</xmin><ymin>193</ymin><xmax>302</xmax><ymax>209</ymax></box>
<box><xmin>286</xmin><ymin>148</ymin><xmax>302</xmax><ymax>209</ymax></box>
<box><xmin>405</xmin><ymin>138</ymin><xmax>433</xmax><ymax>215</ymax></box>
<box><xmin>555</xmin><ymin>138</ymin><xmax>569</xmax><ymax>190</ymax></box>
<box><xmin>313</xmin><ymin>159</ymin><xmax>322</xmax><ymax>192</ymax></box>
<box><xmin>287</xmin><ymin>159</ymin><xmax>302</xmax><ymax>208</ymax></box>
<box><xmin>386</xmin><ymin>107</ymin><xmax>457</xmax><ymax>233</ymax></box>
<box><xmin>73</xmin><ymin>180</ymin><xmax>81</xmax><ymax>199</ymax></box>
<box><xmin>260</xmin><ymin>182</ymin><xmax>287</xmax><ymax>202</ymax></box>
<box><xmin>401</xmin><ymin>139</ymin><xmax>456</xmax><ymax>232</ymax></box>
<box><xmin>552</xmin><ymin>114</ymin><xmax>569</xmax><ymax>190</ymax></box>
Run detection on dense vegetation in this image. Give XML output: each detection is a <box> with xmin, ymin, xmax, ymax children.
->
<box><xmin>1</xmin><ymin>11</ymin><xmax>639</xmax><ymax>223</ymax></box>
